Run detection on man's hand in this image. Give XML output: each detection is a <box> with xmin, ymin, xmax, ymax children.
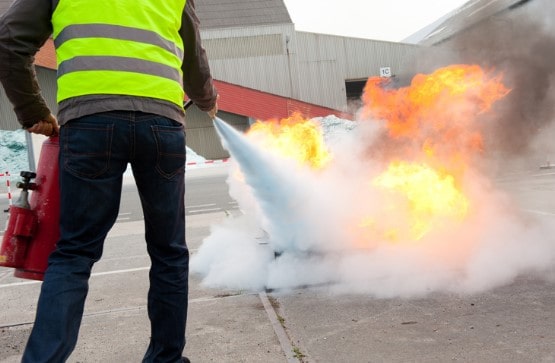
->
<box><xmin>207</xmin><ymin>95</ymin><xmax>219</xmax><ymax>119</ymax></box>
<box><xmin>27</xmin><ymin>114</ymin><xmax>59</xmax><ymax>137</ymax></box>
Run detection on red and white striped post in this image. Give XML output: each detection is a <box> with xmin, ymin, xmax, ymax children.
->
<box><xmin>1</xmin><ymin>171</ymin><xmax>12</xmax><ymax>211</ymax></box>
<box><xmin>5</xmin><ymin>171</ymin><xmax>12</xmax><ymax>207</ymax></box>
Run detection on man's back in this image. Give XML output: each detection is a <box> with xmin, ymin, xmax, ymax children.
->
<box><xmin>0</xmin><ymin>1</ymin><xmax>217</xmax><ymax>361</ymax></box>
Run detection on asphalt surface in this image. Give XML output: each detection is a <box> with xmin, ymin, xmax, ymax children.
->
<box><xmin>1</xmin><ymin>164</ymin><xmax>554</xmax><ymax>363</ymax></box>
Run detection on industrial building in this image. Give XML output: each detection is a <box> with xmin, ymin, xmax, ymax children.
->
<box><xmin>410</xmin><ymin>0</ymin><xmax>540</xmax><ymax>46</ymax></box>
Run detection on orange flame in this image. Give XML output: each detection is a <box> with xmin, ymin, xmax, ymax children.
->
<box><xmin>362</xmin><ymin>64</ymin><xmax>510</xmax><ymax>176</ymax></box>
<box><xmin>354</xmin><ymin>64</ymin><xmax>510</xmax><ymax>242</ymax></box>
<box><xmin>247</xmin><ymin>112</ymin><xmax>331</xmax><ymax>169</ymax></box>
<box><xmin>364</xmin><ymin>161</ymin><xmax>469</xmax><ymax>242</ymax></box>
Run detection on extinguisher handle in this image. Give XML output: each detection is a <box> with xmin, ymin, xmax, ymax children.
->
<box><xmin>20</xmin><ymin>171</ymin><xmax>36</xmax><ymax>179</ymax></box>
<box><xmin>17</xmin><ymin>171</ymin><xmax>37</xmax><ymax>191</ymax></box>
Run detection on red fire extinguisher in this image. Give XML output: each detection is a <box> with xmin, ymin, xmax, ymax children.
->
<box><xmin>0</xmin><ymin>136</ymin><xmax>60</xmax><ymax>281</ymax></box>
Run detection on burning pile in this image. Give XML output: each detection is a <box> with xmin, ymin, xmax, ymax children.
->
<box><xmin>244</xmin><ymin>65</ymin><xmax>508</xmax><ymax>245</ymax></box>
<box><xmin>192</xmin><ymin>64</ymin><xmax>555</xmax><ymax>295</ymax></box>
<box><xmin>358</xmin><ymin>65</ymin><xmax>509</xmax><ymax>243</ymax></box>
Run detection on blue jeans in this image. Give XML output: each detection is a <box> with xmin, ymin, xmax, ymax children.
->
<box><xmin>22</xmin><ymin>111</ymin><xmax>189</xmax><ymax>363</ymax></box>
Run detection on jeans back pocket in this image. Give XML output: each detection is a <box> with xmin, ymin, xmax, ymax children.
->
<box><xmin>62</xmin><ymin>122</ymin><xmax>114</xmax><ymax>179</ymax></box>
<box><xmin>151</xmin><ymin>124</ymin><xmax>186</xmax><ymax>179</ymax></box>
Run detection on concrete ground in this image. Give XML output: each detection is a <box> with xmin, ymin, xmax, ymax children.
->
<box><xmin>1</xmin><ymin>166</ymin><xmax>554</xmax><ymax>363</ymax></box>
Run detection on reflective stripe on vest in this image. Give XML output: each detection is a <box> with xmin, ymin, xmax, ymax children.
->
<box><xmin>52</xmin><ymin>0</ymin><xmax>187</xmax><ymax>107</ymax></box>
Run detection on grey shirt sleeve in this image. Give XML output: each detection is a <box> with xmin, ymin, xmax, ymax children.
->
<box><xmin>180</xmin><ymin>0</ymin><xmax>218</xmax><ymax>112</ymax></box>
<box><xmin>0</xmin><ymin>0</ymin><xmax>53</xmax><ymax>128</ymax></box>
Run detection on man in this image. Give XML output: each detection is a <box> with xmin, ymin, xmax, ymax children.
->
<box><xmin>0</xmin><ymin>0</ymin><xmax>218</xmax><ymax>362</ymax></box>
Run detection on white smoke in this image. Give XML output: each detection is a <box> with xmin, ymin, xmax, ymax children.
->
<box><xmin>190</xmin><ymin>115</ymin><xmax>555</xmax><ymax>297</ymax></box>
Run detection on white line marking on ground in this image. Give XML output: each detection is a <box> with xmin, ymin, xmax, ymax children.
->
<box><xmin>0</xmin><ymin>267</ymin><xmax>151</xmax><ymax>289</ymax></box>
<box><xmin>188</xmin><ymin>208</ymin><xmax>221</xmax><ymax>214</ymax></box>
<box><xmin>91</xmin><ymin>267</ymin><xmax>150</xmax><ymax>277</ymax></box>
<box><xmin>532</xmin><ymin>172</ymin><xmax>555</xmax><ymax>177</ymax></box>
<box><xmin>522</xmin><ymin>209</ymin><xmax>555</xmax><ymax>216</ymax></box>
<box><xmin>186</xmin><ymin>203</ymin><xmax>216</xmax><ymax>209</ymax></box>
<box><xmin>0</xmin><ymin>279</ymin><xmax>39</xmax><ymax>289</ymax></box>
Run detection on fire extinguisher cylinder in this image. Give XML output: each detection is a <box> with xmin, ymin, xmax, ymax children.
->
<box><xmin>14</xmin><ymin>136</ymin><xmax>61</xmax><ymax>281</ymax></box>
<box><xmin>0</xmin><ymin>171</ymin><xmax>38</xmax><ymax>268</ymax></box>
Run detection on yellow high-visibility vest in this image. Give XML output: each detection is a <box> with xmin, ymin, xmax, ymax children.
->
<box><xmin>52</xmin><ymin>0</ymin><xmax>187</xmax><ymax>108</ymax></box>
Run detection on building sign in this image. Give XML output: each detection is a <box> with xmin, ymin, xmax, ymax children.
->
<box><xmin>380</xmin><ymin>67</ymin><xmax>392</xmax><ymax>78</ymax></box>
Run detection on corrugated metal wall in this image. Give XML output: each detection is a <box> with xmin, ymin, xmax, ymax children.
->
<box><xmin>1</xmin><ymin>67</ymin><xmax>57</xmax><ymax>131</ymax></box>
<box><xmin>0</xmin><ymin>91</ymin><xmax>16</xmax><ymax>130</ymax></box>
<box><xmin>201</xmin><ymin>25</ymin><xmax>427</xmax><ymax>112</ymax></box>
<box><xmin>202</xmin><ymin>24</ymin><xmax>296</xmax><ymax>100</ymax></box>
<box><xmin>185</xmin><ymin>105</ymin><xmax>249</xmax><ymax>160</ymax></box>
<box><xmin>288</xmin><ymin>33</ymin><xmax>426</xmax><ymax>110</ymax></box>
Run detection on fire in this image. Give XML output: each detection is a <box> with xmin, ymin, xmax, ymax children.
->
<box><xmin>247</xmin><ymin>112</ymin><xmax>331</xmax><ymax>169</ymax></box>
<box><xmin>367</xmin><ymin>161</ymin><xmax>469</xmax><ymax>241</ymax></box>
<box><xmin>241</xmin><ymin>64</ymin><xmax>509</xmax><ymax>244</ymax></box>
<box><xmin>350</xmin><ymin>64</ymin><xmax>509</xmax><ymax>242</ymax></box>
<box><xmin>361</xmin><ymin>64</ymin><xmax>510</xmax><ymax>176</ymax></box>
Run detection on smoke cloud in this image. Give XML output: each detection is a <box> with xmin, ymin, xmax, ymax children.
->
<box><xmin>190</xmin><ymin>115</ymin><xmax>555</xmax><ymax>297</ymax></box>
<box><xmin>431</xmin><ymin>0</ymin><xmax>555</xmax><ymax>166</ymax></box>
<box><xmin>190</xmin><ymin>2</ymin><xmax>555</xmax><ymax>297</ymax></box>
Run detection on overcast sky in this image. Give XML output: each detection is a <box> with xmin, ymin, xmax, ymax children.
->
<box><xmin>282</xmin><ymin>0</ymin><xmax>470</xmax><ymax>42</ymax></box>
